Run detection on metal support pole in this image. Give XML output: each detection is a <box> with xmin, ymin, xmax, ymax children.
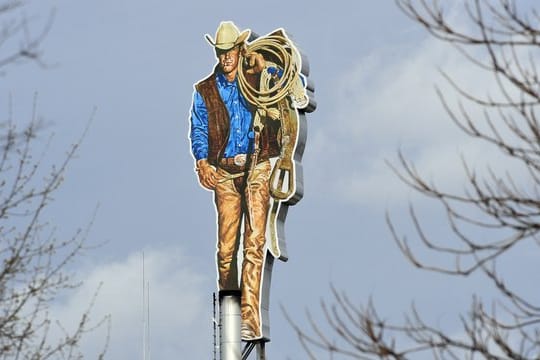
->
<box><xmin>219</xmin><ymin>290</ymin><xmax>241</xmax><ymax>360</ymax></box>
<box><xmin>256</xmin><ymin>342</ymin><xmax>266</xmax><ymax>360</ymax></box>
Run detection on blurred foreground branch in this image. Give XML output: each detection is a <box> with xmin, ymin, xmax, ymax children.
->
<box><xmin>0</xmin><ymin>0</ymin><xmax>54</xmax><ymax>72</ymax></box>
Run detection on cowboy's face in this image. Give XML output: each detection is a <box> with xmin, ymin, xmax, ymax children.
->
<box><xmin>217</xmin><ymin>46</ymin><xmax>240</xmax><ymax>75</ymax></box>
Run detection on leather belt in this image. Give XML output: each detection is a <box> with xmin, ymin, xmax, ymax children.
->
<box><xmin>218</xmin><ymin>154</ymin><xmax>266</xmax><ymax>174</ymax></box>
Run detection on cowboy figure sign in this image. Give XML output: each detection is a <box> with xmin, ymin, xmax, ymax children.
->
<box><xmin>189</xmin><ymin>21</ymin><xmax>314</xmax><ymax>341</ymax></box>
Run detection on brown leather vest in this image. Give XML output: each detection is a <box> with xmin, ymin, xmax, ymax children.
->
<box><xmin>195</xmin><ymin>69</ymin><xmax>281</xmax><ymax>166</ymax></box>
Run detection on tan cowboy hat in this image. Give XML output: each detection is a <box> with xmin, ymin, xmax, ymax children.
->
<box><xmin>205</xmin><ymin>21</ymin><xmax>250</xmax><ymax>50</ymax></box>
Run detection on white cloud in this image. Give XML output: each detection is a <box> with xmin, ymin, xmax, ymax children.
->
<box><xmin>311</xmin><ymin>20</ymin><xmax>533</xmax><ymax>207</ymax></box>
<box><xmin>50</xmin><ymin>247</ymin><xmax>212</xmax><ymax>359</ymax></box>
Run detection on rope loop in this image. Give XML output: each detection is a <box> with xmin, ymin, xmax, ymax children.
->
<box><xmin>237</xmin><ymin>34</ymin><xmax>300</xmax><ymax>108</ymax></box>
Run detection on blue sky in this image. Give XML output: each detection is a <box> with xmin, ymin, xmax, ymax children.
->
<box><xmin>3</xmin><ymin>0</ymin><xmax>538</xmax><ymax>359</ymax></box>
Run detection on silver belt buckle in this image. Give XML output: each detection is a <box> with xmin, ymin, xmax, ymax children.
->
<box><xmin>233</xmin><ymin>154</ymin><xmax>247</xmax><ymax>166</ymax></box>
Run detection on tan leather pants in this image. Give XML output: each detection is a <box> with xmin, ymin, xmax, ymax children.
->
<box><xmin>214</xmin><ymin>160</ymin><xmax>271</xmax><ymax>339</ymax></box>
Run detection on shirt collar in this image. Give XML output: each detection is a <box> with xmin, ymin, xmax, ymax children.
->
<box><xmin>216</xmin><ymin>71</ymin><xmax>237</xmax><ymax>88</ymax></box>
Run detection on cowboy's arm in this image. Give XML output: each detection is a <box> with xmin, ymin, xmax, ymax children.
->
<box><xmin>190</xmin><ymin>91</ymin><xmax>218</xmax><ymax>189</ymax></box>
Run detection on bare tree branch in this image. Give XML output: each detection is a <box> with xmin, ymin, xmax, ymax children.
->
<box><xmin>0</xmin><ymin>102</ymin><xmax>107</xmax><ymax>359</ymax></box>
<box><xmin>0</xmin><ymin>2</ymin><xmax>107</xmax><ymax>357</ymax></box>
<box><xmin>289</xmin><ymin>1</ymin><xmax>540</xmax><ymax>358</ymax></box>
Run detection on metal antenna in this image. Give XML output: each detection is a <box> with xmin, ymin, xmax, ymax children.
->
<box><xmin>147</xmin><ymin>282</ymin><xmax>151</xmax><ymax>360</ymax></box>
<box><xmin>142</xmin><ymin>252</ymin><xmax>146</xmax><ymax>360</ymax></box>
<box><xmin>142</xmin><ymin>252</ymin><xmax>150</xmax><ymax>360</ymax></box>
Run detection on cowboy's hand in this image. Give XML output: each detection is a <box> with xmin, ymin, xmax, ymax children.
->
<box><xmin>266</xmin><ymin>108</ymin><xmax>280</xmax><ymax>120</ymax></box>
<box><xmin>196</xmin><ymin>159</ymin><xmax>218</xmax><ymax>190</ymax></box>
<box><xmin>245</xmin><ymin>52</ymin><xmax>266</xmax><ymax>74</ymax></box>
<box><xmin>257</xmin><ymin>107</ymin><xmax>280</xmax><ymax>121</ymax></box>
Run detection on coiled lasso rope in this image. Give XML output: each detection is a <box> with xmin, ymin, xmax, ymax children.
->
<box><xmin>237</xmin><ymin>34</ymin><xmax>301</xmax><ymax>108</ymax></box>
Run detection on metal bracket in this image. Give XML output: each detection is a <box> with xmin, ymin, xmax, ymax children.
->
<box><xmin>242</xmin><ymin>340</ymin><xmax>266</xmax><ymax>360</ymax></box>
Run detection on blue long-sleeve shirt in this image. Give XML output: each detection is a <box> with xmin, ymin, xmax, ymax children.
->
<box><xmin>190</xmin><ymin>72</ymin><xmax>254</xmax><ymax>161</ymax></box>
